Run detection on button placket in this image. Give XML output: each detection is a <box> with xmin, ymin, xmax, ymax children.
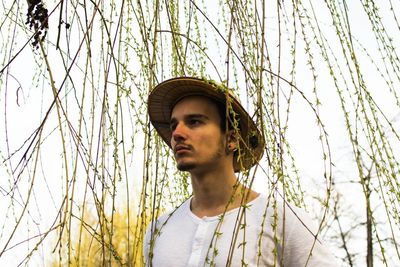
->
<box><xmin>187</xmin><ymin>219</ymin><xmax>209</xmax><ymax>267</ymax></box>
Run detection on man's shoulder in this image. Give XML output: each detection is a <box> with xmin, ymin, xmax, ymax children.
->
<box><xmin>153</xmin><ymin>197</ymin><xmax>192</xmax><ymax>226</ymax></box>
<box><xmin>247</xmin><ymin>195</ymin><xmax>318</xmax><ymax>232</ymax></box>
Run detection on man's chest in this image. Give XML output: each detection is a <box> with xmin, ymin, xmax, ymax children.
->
<box><xmin>150</xmin><ymin>216</ymin><xmax>277</xmax><ymax>267</ymax></box>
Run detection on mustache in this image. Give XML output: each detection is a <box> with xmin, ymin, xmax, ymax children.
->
<box><xmin>173</xmin><ymin>143</ymin><xmax>193</xmax><ymax>153</ymax></box>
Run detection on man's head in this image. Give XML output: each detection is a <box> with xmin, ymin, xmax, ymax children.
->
<box><xmin>147</xmin><ymin>77</ymin><xmax>264</xmax><ymax>172</ymax></box>
<box><xmin>170</xmin><ymin>95</ymin><xmax>238</xmax><ymax>172</ymax></box>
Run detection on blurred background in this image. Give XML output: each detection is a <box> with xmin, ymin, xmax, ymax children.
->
<box><xmin>0</xmin><ymin>1</ymin><xmax>399</xmax><ymax>266</ymax></box>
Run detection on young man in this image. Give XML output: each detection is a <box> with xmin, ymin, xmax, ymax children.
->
<box><xmin>144</xmin><ymin>77</ymin><xmax>337</xmax><ymax>266</ymax></box>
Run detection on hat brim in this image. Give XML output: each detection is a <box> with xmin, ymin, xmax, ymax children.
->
<box><xmin>148</xmin><ymin>77</ymin><xmax>264</xmax><ymax>172</ymax></box>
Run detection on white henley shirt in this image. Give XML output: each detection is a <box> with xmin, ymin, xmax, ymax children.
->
<box><xmin>144</xmin><ymin>194</ymin><xmax>337</xmax><ymax>267</ymax></box>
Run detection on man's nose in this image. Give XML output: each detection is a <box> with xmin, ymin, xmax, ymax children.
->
<box><xmin>172</xmin><ymin>122</ymin><xmax>187</xmax><ymax>141</ymax></box>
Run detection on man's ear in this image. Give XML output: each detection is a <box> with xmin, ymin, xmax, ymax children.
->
<box><xmin>226</xmin><ymin>130</ymin><xmax>239</xmax><ymax>152</ymax></box>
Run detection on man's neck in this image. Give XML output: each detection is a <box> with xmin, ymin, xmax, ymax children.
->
<box><xmin>189</xmin><ymin>166</ymin><xmax>258</xmax><ymax>218</ymax></box>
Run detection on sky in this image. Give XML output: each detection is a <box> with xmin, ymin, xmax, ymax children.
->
<box><xmin>1</xmin><ymin>0</ymin><xmax>400</xmax><ymax>266</ymax></box>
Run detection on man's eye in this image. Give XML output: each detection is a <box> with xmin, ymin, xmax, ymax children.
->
<box><xmin>170</xmin><ymin>123</ymin><xmax>177</xmax><ymax>131</ymax></box>
<box><xmin>189</xmin><ymin>119</ymin><xmax>201</xmax><ymax>125</ymax></box>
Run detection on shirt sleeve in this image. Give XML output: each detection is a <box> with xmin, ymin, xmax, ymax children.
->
<box><xmin>143</xmin><ymin>222</ymin><xmax>157</xmax><ymax>267</ymax></box>
<box><xmin>143</xmin><ymin>226</ymin><xmax>150</xmax><ymax>266</ymax></box>
<box><xmin>280</xmin><ymin>205</ymin><xmax>338</xmax><ymax>267</ymax></box>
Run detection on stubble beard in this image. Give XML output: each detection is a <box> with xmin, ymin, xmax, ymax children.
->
<box><xmin>176</xmin><ymin>139</ymin><xmax>226</xmax><ymax>172</ymax></box>
<box><xmin>175</xmin><ymin>153</ymin><xmax>196</xmax><ymax>171</ymax></box>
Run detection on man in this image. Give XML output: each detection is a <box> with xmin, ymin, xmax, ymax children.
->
<box><xmin>144</xmin><ymin>77</ymin><xmax>336</xmax><ymax>266</ymax></box>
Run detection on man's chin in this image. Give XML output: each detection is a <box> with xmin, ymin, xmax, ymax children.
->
<box><xmin>177</xmin><ymin>162</ymin><xmax>196</xmax><ymax>171</ymax></box>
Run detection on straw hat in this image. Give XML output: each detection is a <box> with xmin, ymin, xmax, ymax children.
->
<box><xmin>147</xmin><ymin>77</ymin><xmax>264</xmax><ymax>172</ymax></box>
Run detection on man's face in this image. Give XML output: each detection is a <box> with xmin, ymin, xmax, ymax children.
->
<box><xmin>170</xmin><ymin>96</ymin><xmax>230</xmax><ymax>173</ymax></box>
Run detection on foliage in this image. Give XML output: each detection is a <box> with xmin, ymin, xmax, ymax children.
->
<box><xmin>0</xmin><ymin>0</ymin><xmax>399</xmax><ymax>266</ymax></box>
<box><xmin>48</xmin><ymin>205</ymin><xmax>146</xmax><ymax>266</ymax></box>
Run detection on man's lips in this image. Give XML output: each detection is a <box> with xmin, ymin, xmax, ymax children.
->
<box><xmin>174</xmin><ymin>144</ymin><xmax>191</xmax><ymax>155</ymax></box>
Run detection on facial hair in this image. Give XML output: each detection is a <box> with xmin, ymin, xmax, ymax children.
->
<box><xmin>176</xmin><ymin>136</ymin><xmax>227</xmax><ymax>172</ymax></box>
